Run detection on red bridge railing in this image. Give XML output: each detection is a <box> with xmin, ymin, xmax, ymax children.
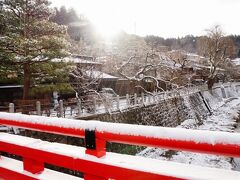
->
<box><xmin>0</xmin><ymin>112</ymin><xmax>240</xmax><ymax>179</ymax></box>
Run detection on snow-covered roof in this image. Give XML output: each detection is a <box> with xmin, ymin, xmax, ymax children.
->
<box><xmin>187</xmin><ymin>53</ymin><xmax>205</xmax><ymax>58</ymax></box>
<box><xmin>187</xmin><ymin>53</ymin><xmax>206</xmax><ymax>63</ymax></box>
<box><xmin>96</xmin><ymin>56</ymin><xmax>108</xmax><ymax>63</ymax></box>
<box><xmin>52</xmin><ymin>56</ymin><xmax>102</xmax><ymax>65</ymax></box>
<box><xmin>86</xmin><ymin>70</ymin><xmax>119</xmax><ymax>79</ymax></box>
<box><xmin>232</xmin><ymin>58</ymin><xmax>240</xmax><ymax>66</ymax></box>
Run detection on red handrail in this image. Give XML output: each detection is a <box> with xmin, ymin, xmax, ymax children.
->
<box><xmin>98</xmin><ymin>131</ymin><xmax>240</xmax><ymax>158</ymax></box>
<box><xmin>0</xmin><ymin>113</ymin><xmax>240</xmax><ymax>157</ymax></box>
<box><xmin>0</xmin><ymin>134</ymin><xmax>182</xmax><ymax>180</ymax></box>
<box><xmin>0</xmin><ymin>167</ymin><xmax>37</xmax><ymax>180</ymax></box>
<box><xmin>1</xmin><ymin>112</ymin><xmax>240</xmax><ymax>179</ymax></box>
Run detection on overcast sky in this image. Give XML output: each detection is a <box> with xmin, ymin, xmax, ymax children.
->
<box><xmin>50</xmin><ymin>0</ymin><xmax>240</xmax><ymax>38</ymax></box>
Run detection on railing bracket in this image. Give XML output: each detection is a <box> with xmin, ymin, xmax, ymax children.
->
<box><xmin>85</xmin><ymin>129</ymin><xmax>96</xmax><ymax>150</ymax></box>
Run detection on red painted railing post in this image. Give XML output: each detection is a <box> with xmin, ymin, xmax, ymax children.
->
<box><xmin>85</xmin><ymin>138</ymin><xmax>106</xmax><ymax>158</ymax></box>
<box><xmin>85</xmin><ymin>130</ymin><xmax>106</xmax><ymax>158</ymax></box>
<box><xmin>84</xmin><ymin>130</ymin><xmax>107</xmax><ymax>179</ymax></box>
<box><xmin>23</xmin><ymin>158</ymin><xmax>44</xmax><ymax>174</ymax></box>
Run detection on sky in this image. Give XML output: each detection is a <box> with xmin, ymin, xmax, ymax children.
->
<box><xmin>50</xmin><ymin>0</ymin><xmax>240</xmax><ymax>38</ymax></box>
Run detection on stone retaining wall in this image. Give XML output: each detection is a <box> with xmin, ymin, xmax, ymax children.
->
<box><xmin>78</xmin><ymin>83</ymin><xmax>240</xmax><ymax>127</ymax></box>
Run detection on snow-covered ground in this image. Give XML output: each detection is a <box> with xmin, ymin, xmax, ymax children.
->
<box><xmin>138</xmin><ymin>96</ymin><xmax>240</xmax><ymax>170</ymax></box>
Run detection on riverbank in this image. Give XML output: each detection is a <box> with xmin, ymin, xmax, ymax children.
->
<box><xmin>138</xmin><ymin>97</ymin><xmax>240</xmax><ymax>170</ymax></box>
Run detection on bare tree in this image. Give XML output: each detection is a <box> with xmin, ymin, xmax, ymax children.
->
<box><xmin>70</xmin><ymin>62</ymin><xmax>115</xmax><ymax>113</ymax></box>
<box><xmin>117</xmin><ymin>53</ymin><xmax>179</xmax><ymax>94</ymax></box>
<box><xmin>70</xmin><ymin>64</ymin><xmax>100</xmax><ymax>97</ymax></box>
<box><xmin>197</xmin><ymin>25</ymin><xmax>236</xmax><ymax>89</ymax></box>
<box><xmin>167</xmin><ymin>50</ymin><xmax>189</xmax><ymax>70</ymax></box>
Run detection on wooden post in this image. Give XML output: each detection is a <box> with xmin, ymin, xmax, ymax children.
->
<box><xmin>116</xmin><ymin>95</ymin><xmax>120</xmax><ymax>110</ymax></box>
<box><xmin>104</xmin><ymin>99</ymin><xmax>109</xmax><ymax>113</ymax></box>
<box><xmin>221</xmin><ymin>87</ymin><xmax>227</xmax><ymax>98</ymax></box>
<box><xmin>141</xmin><ymin>92</ymin><xmax>144</xmax><ymax>105</ymax></box>
<box><xmin>147</xmin><ymin>95</ymin><xmax>151</xmax><ymax>104</ymax></box>
<box><xmin>9</xmin><ymin>103</ymin><xmax>19</xmax><ymax>134</ymax></box>
<box><xmin>77</xmin><ymin>99</ymin><xmax>82</xmax><ymax>117</ymax></box>
<box><xmin>134</xmin><ymin>93</ymin><xmax>137</xmax><ymax>105</ymax></box>
<box><xmin>59</xmin><ymin>100</ymin><xmax>64</xmax><ymax>117</ymax></box>
<box><xmin>36</xmin><ymin>101</ymin><xmax>41</xmax><ymax>116</ymax></box>
<box><xmin>93</xmin><ymin>98</ymin><xmax>97</xmax><ymax>113</ymax></box>
<box><xmin>126</xmin><ymin>94</ymin><xmax>130</xmax><ymax>107</ymax></box>
<box><xmin>153</xmin><ymin>92</ymin><xmax>156</xmax><ymax>103</ymax></box>
<box><xmin>156</xmin><ymin>92</ymin><xmax>158</xmax><ymax>101</ymax></box>
<box><xmin>9</xmin><ymin>103</ymin><xmax>14</xmax><ymax>113</ymax></box>
<box><xmin>155</xmin><ymin>91</ymin><xmax>159</xmax><ymax>101</ymax></box>
<box><xmin>234</xmin><ymin>85</ymin><xmax>238</xmax><ymax>93</ymax></box>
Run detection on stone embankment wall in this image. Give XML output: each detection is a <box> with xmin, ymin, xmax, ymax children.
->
<box><xmin>79</xmin><ymin>83</ymin><xmax>240</xmax><ymax>127</ymax></box>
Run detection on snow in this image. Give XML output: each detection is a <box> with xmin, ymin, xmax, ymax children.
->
<box><xmin>138</xmin><ymin>93</ymin><xmax>240</xmax><ymax>170</ymax></box>
<box><xmin>85</xmin><ymin>70</ymin><xmax>119</xmax><ymax>79</ymax></box>
<box><xmin>52</xmin><ymin>56</ymin><xmax>102</xmax><ymax>65</ymax></box>
<box><xmin>1</xmin><ymin>133</ymin><xmax>240</xmax><ymax>180</ymax></box>
<box><xmin>232</xmin><ymin>58</ymin><xmax>240</xmax><ymax>66</ymax></box>
<box><xmin>0</xmin><ymin>126</ymin><xmax>9</xmax><ymax>131</ymax></box>
<box><xmin>202</xmin><ymin>89</ymin><xmax>223</xmax><ymax>110</ymax></box>
<box><xmin>1</xmin><ymin>111</ymin><xmax>240</xmax><ymax>146</ymax></box>
<box><xmin>0</xmin><ymin>156</ymin><xmax>82</xmax><ymax>180</ymax></box>
<box><xmin>1</xmin><ymin>84</ymin><xmax>240</xmax><ymax>177</ymax></box>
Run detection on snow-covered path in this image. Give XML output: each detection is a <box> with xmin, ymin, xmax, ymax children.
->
<box><xmin>138</xmin><ymin>97</ymin><xmax>240</xmax><ymax>170</ymax></box>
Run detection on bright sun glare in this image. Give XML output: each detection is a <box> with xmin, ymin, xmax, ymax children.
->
<box><xmin>51</xmin><ymin>0</ymin><xmax>240</xmax><ymax>38</ymax></box>
<box><xmin>51</xmin><ymin>0</ymin><xmax>137</xmax><ymax>38</ymax></box>
<box><xmin>79</xmin><ymin>0</ymin><xmax>136</xmax><ymax>38</ymax></box>
<box><xmin>89</xmin><ymin>15</ymin><xmax>122</xmax><ymax>38</ymax></box>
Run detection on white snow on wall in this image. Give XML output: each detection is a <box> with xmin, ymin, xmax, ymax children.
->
<box><xmin>138</xmin><ymin>92</ymin><xmax>240</xmax><ymax>170</ymax></box>
<box><xmin>202</xmin><ymin>90</ymin><xmax>223</xmax><ymax>110</ymax></box>
<box><xmin>212</xmin><ymin>87</ymin><xmax>223</xmax><ymax>99</ymax></box>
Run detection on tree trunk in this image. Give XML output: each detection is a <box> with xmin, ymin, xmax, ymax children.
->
<box><xmin>207</xmin><ymin>77</ymin><xmax>215</xmax><ymax>90</ymax></box>
<box><xmin>23</xmin><ymin>63</ymin><xmax>31</xmax><ymax>100</ymax></box>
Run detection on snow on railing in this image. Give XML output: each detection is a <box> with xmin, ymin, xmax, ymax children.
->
<box><xmin>1</xmin><ymin>112</ymin><xmax>240</xmax><ymax>157</ymax></box>
<box><xmin>1</xmin><ymin>112</ymin><xmax>240</xmax><ymax>179</ymax></box>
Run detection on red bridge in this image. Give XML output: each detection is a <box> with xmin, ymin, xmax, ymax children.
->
<box><xmin>0</xmin><ymin>112</ymin><xmax>240</xmax><ymax>179</ymax></box>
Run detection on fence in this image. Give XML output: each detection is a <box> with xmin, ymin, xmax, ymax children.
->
<box><xmin>0</xmin><ymin>85</ymin><xmax>204</xmax><ymax>118</ymax></box>
<box><xmin>1</xmin><ymin>82</ymin><xmax>239</xmax><ymax>118</ymax></box>
<box><xmin>0</xmin><ymin>112</ymin><xmax>240</xmax><ymax>179</ymax></box>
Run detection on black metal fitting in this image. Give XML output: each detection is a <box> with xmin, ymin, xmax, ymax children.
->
<box><xmin>85</xmin><ymin>129</ymin><xmax>96</xmax><ymax>150</ymax></box>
